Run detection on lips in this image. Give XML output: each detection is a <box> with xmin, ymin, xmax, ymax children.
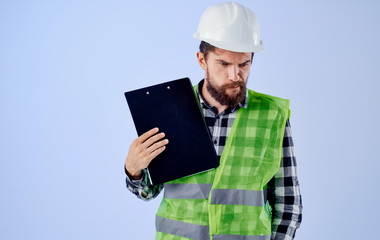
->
<box><xmin>226</xmin><ymin>82</ymin><xmax>243</xmax><ymax>89</ymax></box>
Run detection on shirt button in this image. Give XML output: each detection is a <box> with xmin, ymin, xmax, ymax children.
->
<box><xmin>214</xmin><ymin>140</ymin><xmax>217</xmax><ymax>144</ymax></box>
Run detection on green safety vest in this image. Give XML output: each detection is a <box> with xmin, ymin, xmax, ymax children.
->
<box><xmin>155</xmin><ymin>87</ymin><xmax>290</xmax><ymax>240</ymax></box>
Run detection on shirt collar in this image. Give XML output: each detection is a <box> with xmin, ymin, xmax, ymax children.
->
<box><xmin>196</xmin><ymin>79</ymin><xmax>248</xmax><ymax>113</ymax></box>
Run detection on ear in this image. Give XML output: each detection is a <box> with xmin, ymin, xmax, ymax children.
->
<box><xmin>196</xmin><ymin>51</ymin><xmax>207</xmax><ymax>70</ymax></box>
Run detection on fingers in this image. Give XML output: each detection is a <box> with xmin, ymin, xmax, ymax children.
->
<box><xmin>125</xmin><ymin>127</ymin><xmax>169</xmax><ymax>177</ymax></box>
<box><xmin>138</xmin><ymin>127</ymin><xmax>160</xmax><ymax>143</ymax></box>
<box><xmin>149</xmin><ymin>145</ymin><xmax>167</xmax><ymax>160</ymax></box>
<box><xmin>141</xmin><ymin>133</ymin><xmax>169</xmax><ymax>164</ymax></box>
<box><xmin>147</xmin><ymin>138</ymin><xmax>169</xmax><ymax>156</ymax></box>
<box><xmin>143</xmin><ymin>132</ymin><xmax>166</xmax><ymax>148</ymax></box>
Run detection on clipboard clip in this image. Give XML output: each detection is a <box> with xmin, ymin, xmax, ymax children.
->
<box><xmin>146</xmin><ymin>86</ymin><xmax>170</xmax><ymax>95</ymax></box>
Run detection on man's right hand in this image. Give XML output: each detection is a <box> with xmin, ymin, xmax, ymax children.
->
<box><xmin>125</xmin><ymin>127</ymin><xmax>169</xmax><ymax>180</ymax></box>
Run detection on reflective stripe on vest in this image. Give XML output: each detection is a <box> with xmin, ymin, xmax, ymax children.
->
<box><xmin>156</xmin><ymin>215</ymin><xmax>270</xmax><ymax>240</ymax></box>
<box><xmin>156</xmin><ymin>215</ymin><xmax>209</xmax><ymax>240</ymax></box>
<box><xmin>164</xmin><ymin>183</ymin><xmax>267</xmax><ymax>207</ymax></box>
<box><xmin>164</xmin><ymin>183</ymin><xmax>212</xmax><ymax>199</ymax></box>
<box><xmin>211</xmin><ymin>188</ymin><xmax>267</xmax><ymax>206</ymax></box>
<box><xmin>213</xmin><ymin>234</ymin><xmax>271</xmax><ymax>240</ymax></box>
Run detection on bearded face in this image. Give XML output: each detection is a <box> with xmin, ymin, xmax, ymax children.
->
<box><xmin>205</xmin><ymin>69</ymin><xmax>247</xmax><ymax>107</ymax></box>
<box><xmin>197</xmin><ymin>47</ymin><xmax>252</xmax><ymax>108</ymax></box>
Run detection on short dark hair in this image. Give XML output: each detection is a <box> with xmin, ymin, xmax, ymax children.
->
<box><xmin>199</xmin><ymin>41</ymin><xmax>254</xmax><ymax>61</ymax></box>
<box><xmin>199</xmin><ymin>41</ymin><xmax>216</xmax><ymax>60</ymax></box>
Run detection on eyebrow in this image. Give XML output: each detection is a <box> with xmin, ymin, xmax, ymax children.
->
<box><xmin>216</xmin><ymin>59</ymin><xmax>251</xmax><ymax>65</ymax></box>
<box><xmin>240</xmin><ymin>60</ymin><xmax>252</xmax><ymax>65</ymax></box>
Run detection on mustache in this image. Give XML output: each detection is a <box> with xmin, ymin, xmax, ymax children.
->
<box><xmin>223</xmin><ymin>80</ymin><xmax>245</xmax><ymax>89</ymax></box>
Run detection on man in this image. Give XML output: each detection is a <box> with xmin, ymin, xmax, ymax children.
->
<box><xmin>125</xmin><ymin>2</ymin><xmax>302</xmax><ymax>240</ymax></box>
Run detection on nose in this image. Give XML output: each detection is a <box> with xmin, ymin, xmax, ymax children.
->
<box><xmin>228</xmin><ymin>65</ymin><xmax>239</xmax><ymax>82</ymax></box>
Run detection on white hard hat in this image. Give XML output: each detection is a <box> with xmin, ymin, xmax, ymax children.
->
<box><xmin>194</xmin><ymin>2</ymin><xmax>264</xmax><ymax>53</ymax></box>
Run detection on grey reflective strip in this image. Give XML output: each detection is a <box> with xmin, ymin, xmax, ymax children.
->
<box><xmin>156</xmin><ymin>215</ymin><xmax>209</xmax><ymax>240</ymax></box>
<box><xmin>164</xmin><ymin>183</ymin><xmax>212</xmax><ymax>199</ymax></box>
<box><xmin>211</xmin><ymin>188</ymin><xmax>267</xmax><ymax>206</ymax></box>
<box><xmin>213</xmin><ymin>234</ymin><xmax>271</xmax><ymax>240</ymax></box>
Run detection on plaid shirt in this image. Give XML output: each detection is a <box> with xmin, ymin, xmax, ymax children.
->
<box><xmin>125</xmin><ymin>80</ymin><xmax>302</xmax><ymax>240</ymax></box>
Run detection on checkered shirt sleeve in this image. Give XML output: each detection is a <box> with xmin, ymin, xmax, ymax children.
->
<box><xmin>125</xmin><ymin>168</ymin><xmax>163</xmax><ymax>201</ymax></box>
<box><xmin>268</xmin><ymin>120</ymin><xmax>303</xmax><ymax>240</ymax></box>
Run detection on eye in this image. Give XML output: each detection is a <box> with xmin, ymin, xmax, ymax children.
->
<box><xmin>239</xmin><ymin>62</ymin><xmax>250</xmax><ymax>67</ymax></box>
<box><xmin>219</xmin><ymin>61</ymin><xmax>229</xmax><ymax>66</ymax></box>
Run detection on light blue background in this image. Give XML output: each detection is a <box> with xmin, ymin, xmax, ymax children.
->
<box><xmin>1</xmin><ymin>1</ymin><xmax>379</xmax><ymax>239</ymax></box>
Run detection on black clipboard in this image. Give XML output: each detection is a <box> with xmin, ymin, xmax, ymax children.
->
<box><xmin>124</xmin><ymin>78</ymin><xmax>219</xmax><ymax>185</ymax></box>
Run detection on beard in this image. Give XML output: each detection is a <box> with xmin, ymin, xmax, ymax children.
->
<box><xmin>205</xmin><ymin>70</ymin><xmax>247</xmax><ymax>107</ymax></box>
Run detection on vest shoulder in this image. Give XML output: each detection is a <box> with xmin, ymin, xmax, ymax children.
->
<box><xmin>248</xmin><ymin>89</ymin><xmax>289</xmax><ymax>102</ymax></box>
<box><xmin>247</xmin><ymin>89</ymin><xmax>290</xmax><ymax>115</ymax></box>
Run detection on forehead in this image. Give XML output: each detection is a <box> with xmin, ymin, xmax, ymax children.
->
<box><xmin>209</xmin><ymin>47</ymin><xmax>252</xmax><ymax>62</ymax></box>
